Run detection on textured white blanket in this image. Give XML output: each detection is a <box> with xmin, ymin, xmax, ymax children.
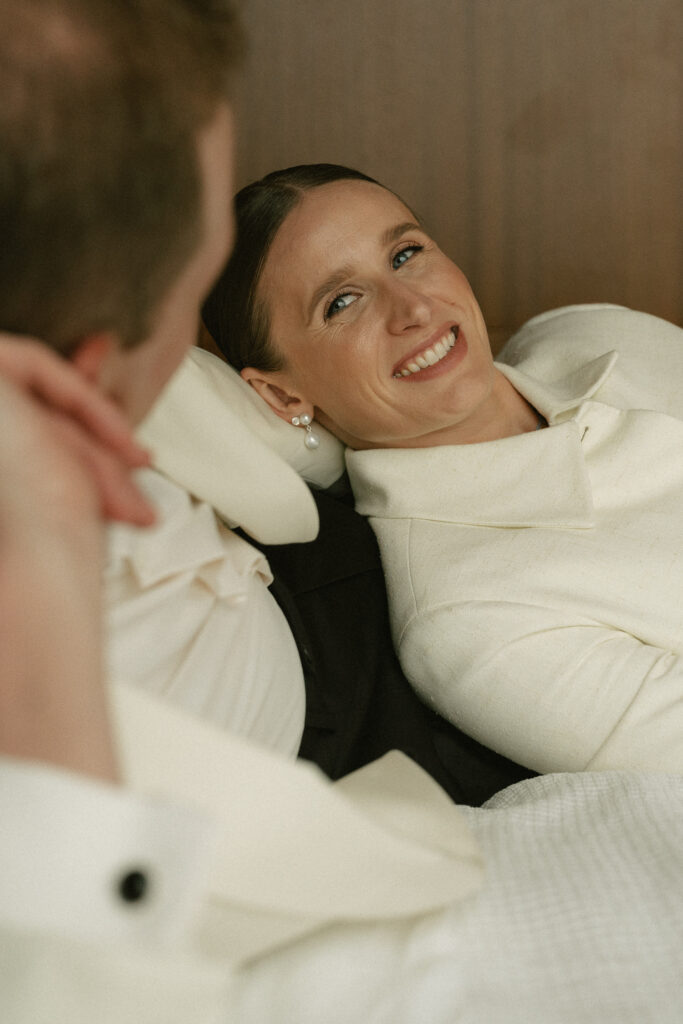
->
<box><xmin>233</xmin><ymin>771</ymin><xmax>683</xmax><ymax>1022</ymax></box>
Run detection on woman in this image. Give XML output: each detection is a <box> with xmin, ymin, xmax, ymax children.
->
<box><xmin>202</xmin><ymin>163</ymin><xmax>683</xmax><ymax>774</ymax></box>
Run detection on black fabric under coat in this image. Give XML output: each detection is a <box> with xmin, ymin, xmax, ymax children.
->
<box><xmin>244</xmin><ymin>486</ymin><xmax>536</xmax><ymax>807</ymax></box>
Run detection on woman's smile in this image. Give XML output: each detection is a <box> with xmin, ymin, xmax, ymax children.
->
<box><xmin>392</xmin><ymin>325</ymin><xmax>466</xmax><ymax>380</ymax></box>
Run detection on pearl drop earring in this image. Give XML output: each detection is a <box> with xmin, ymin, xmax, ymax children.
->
<box><xmin>291</xmin><ymin>413</ymin><xmax>320</xmax><ymax>450</ymax></box>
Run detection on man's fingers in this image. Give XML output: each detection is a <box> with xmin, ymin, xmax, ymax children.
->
<box><xmin>0</xmin><ymin>337</ymin><xmax>151</xmax><ymax>468</ymax></box>
<box><xmin>51</xmin><ymin>417</ymin><xmax>157</xmax><ymax>527</ymax></box>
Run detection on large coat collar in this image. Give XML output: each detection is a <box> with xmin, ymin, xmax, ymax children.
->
<box><xmin>137</xmin><ymin>349</ymin><xmax>321</xmax><ymax>545</ymax></box>
<box><xmin>347</xmin><ymin>351</ymin><xmax>617</xmax><ymax>530</ymax></box>
<box><xmin>499</xmin><ymin>350</ymin><xmax>616</xmax><ymax>423</ymax></box>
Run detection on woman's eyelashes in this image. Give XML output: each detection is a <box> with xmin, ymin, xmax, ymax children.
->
<box><xmin>391</xmin><ymin>243</ymin><xmax>423</xmax><ymax>270</ymax></box>
<box><xmin>324</xmin><ymin>244</ymin><xmax>425</xmax><ymax>320</ymax></box>
<box><xmin>325</xmin><ymin>291</ymin><xmax>358</xmax><ymax>319</ymax></box>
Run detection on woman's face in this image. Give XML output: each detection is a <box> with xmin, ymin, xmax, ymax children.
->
<box><xmin>255</xmin><ymin>179</ymin><xmax>496</xmax><ymax>449</ymax></box>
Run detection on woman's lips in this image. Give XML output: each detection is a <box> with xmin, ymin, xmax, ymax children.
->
<box><xmin>392</xmin><ymin>325</ymin><xmax>467</xmax><ymax>382</ymax></box>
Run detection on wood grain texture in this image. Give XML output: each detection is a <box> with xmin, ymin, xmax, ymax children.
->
<box><xmin>233</xmin><ymin>0</ymin><xmax>682</xmax><ymax>349</ymax></box>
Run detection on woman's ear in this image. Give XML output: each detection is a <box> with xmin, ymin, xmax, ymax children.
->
<box><xmin>241</xmin><ymin>367</ymin><xmax>314</xmax><ymax>425</ymax></box>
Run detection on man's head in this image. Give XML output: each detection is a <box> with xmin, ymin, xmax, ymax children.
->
<box><xmin>0</xmin><ymin>0</ymin><xmax>242</xmax><ymax>421</ymax></box>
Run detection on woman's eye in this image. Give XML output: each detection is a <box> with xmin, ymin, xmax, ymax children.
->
<box><xmin>325</xmin><ymin>292</ymin><xmax>357</xmax><ymax>319</ymax></box>
<box><xmin>392</xmin><ymin>244</ymin><xmax>423</xmax><ymax>270</ymax></box>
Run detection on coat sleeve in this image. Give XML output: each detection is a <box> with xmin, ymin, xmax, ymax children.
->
<box><xmin>398</xmin><ymin>600</ymin><xmax>683</xmax><ymax>773</ymax></box>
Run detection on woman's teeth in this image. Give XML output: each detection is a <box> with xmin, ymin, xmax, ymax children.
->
<box><xmin>393</xmin><ymin>328</ymin><xmax>457</xmax><ymax>378</ymax></box>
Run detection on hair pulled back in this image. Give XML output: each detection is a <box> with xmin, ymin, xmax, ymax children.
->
<box><xmin>201</xmin><ymin>163</ymin><xmax>382</xmax><ymax>372</ymax></box>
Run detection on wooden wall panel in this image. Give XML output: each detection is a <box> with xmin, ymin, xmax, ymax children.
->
<box><xmin>233</xmin><ymin>0</ymin><xmax>682</xmax><ymax>349</ymax></box>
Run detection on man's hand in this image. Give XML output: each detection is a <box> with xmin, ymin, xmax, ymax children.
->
<box><xmin>0</xmin><ymin>337</ymin><xmax>156</xmax><ymax>526</ymax></box>
<box><xmin>0</xmin><ymin>336</ymin><xmax>157</xmax><ymax>782</ymax></box>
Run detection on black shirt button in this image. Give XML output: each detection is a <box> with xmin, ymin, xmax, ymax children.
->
<box><xmin>117</xmin><ymin>869</ymin><xmax>150</xmax><ymax>903</ymax></box>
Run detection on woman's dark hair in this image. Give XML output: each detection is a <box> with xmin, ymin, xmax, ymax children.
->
<box><xmin>201</xmin><ymin>163</ymin><xmax>383</xmax><ymax>372</ymax></box>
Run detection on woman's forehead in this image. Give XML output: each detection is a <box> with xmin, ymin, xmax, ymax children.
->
<box><xmin>263</xmin><ymin>180</ymin><xmax>417</xmax><ymax>284</ymax></box>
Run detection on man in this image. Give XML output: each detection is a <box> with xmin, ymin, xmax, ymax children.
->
<box><xmin>1</xmin><ymin>2</ymin><xmax>682</xmax><ymax>1022</ymax></box>
<box><xmin>0</xmin><ymin>2</ymin><xmax>483</xmax><ymax>1019</ymax></box>
<box><xmin>0</xmin><ymin>0</ymin><xmax>237</xmax><ymax>782</ymax></box>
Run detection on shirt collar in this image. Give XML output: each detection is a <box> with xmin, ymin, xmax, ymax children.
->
<box><xmin>107</xmin><ymin>469</ymin><xmax>272</xmax><ymax>592</ymax></box>
<box><xmin>113</xmin><ymin>682</ymin><xmax>483</xmax><ymax>962</ymax></box>
<box><xmin>347</xmin><ymin>350</ymin><xmax>618</xmax><ymax>530</ymax></box>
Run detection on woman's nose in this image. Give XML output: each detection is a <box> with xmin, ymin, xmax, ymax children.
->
<box><xmin>384</xmin><ymin>280</ymin><xmax>433</xmax><ymax>334</ymax></box>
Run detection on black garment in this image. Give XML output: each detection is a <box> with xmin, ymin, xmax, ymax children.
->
<box><xmin>247</xmin><ymin>487</ymin><xmax>536</xmax><ymax>806</ymax></box>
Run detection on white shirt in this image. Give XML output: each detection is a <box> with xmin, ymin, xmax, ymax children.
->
<box><xmin>105</xmin><ymin>469</ymin><xmax>306</xmax><ymax>757</ymax></box>
<box><xmin>3</xmin><ymin>721</ymin><xmax>682</xmax><ymax>1024</ymax></box>
<box><xmin>0</xmin><ymin>685</ymin><xmax>483</xmax><ymax>1023</ymax></box>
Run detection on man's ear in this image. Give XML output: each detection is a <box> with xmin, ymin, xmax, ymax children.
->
<box><xmin>241</xmin><ymin>366</ymin><xmax>314</xmax><ymax>425</ymax></box>
<box><xmin>70</xmin><ymin>333</ymin><xmax>117</xmax><ymax>386</ymax></box>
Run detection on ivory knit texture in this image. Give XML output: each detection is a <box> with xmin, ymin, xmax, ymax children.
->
<box><xmin>348</xmin><ymin>305</ymin><xmax>683</xmax><ymax>772</ymax></box>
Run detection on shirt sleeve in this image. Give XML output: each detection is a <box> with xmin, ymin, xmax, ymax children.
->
<box><xmin>0</xmin><ymin>757</ymin><xmax>219</xmax><ymax>946</ymax></box>
<box><xmin>0</xmin><ymin>922</ymin><xmax>233</xmax><ymax>1024</ymax></box>
<box><xmin>400</xmin><ymin>601</ymin><xmax>683</xmax><ymax>773</ymax></box>
<box><xmin>0</xmin><ymin>757</ymin><xmax>234</xmax><ymax>1022</ymax></box>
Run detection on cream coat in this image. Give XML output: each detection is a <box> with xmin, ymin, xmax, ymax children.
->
<box><xmin>348</xmin><ymin>305</ymin><xmax>683</xmax><ymax>773</ymax></box>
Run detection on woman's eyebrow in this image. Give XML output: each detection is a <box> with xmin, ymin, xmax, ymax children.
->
<box><xmin>380</xmin><ymin>221</ymin><xmax>421</xmax><ymax>247</ymax></box>
<box><xmin>306</xmin><ymin>222</ymin><xmax>422</xmax><ymax>323</ymax></box>
<box><xmin>307</xmin><ymin>264</ymin><xmax>355</xmax><ymax>323</ymax></box>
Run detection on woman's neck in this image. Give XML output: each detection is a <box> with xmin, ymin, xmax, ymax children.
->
<box><xmin>460</xmin><ymin>369</ymin><xmax>541</xmax><ymax>444</ymax></box>
<box><xmin>343</xmin><ymin>370</ymin><xmax>543</xmax><ymax>453</ymax></box>
<box><xmin>403</xmin><ymin>369</ymin><xmax>541</xmax><ymax>449</ymax></box>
